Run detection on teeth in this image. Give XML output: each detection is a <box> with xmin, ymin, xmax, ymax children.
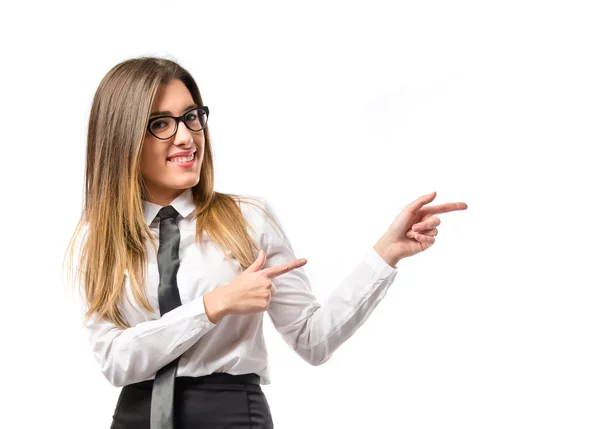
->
<box><xmin>169</xmin><ymin>153</ymin><xmax>194</xmax><ymax>163</ymax></box>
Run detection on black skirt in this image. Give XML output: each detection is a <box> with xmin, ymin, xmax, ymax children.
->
<box><xmin>109</xmin><ymin>373</ymin><xmax>274</xmax><ymax>429</ymax></box>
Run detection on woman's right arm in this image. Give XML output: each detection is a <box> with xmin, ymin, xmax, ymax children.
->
<box><xmin>70</xmin><ymin>227</ymin><xmax>217</xmax><ymax>387</ymax></box>
<box><xmin>74</xmin><ymin>289</ymin><xmax>217</xmax><ymax>387</ymax></box>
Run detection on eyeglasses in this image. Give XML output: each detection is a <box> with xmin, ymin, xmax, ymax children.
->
<box><xmin>147</xmin><ymin>106</ymin><xmax>209</xmax><ymax>140</ymax></box>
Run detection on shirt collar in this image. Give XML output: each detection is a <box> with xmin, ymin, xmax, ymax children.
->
<box><xmin>142</xmin><ymin>187</ymin><xmax>195</xmax><ymax>225</ymax></box>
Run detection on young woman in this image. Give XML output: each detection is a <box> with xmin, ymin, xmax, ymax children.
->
<box><xmin>66</xmin><ymin>56</ymin><xmax>468</xmax><ymax>429</ymax></box>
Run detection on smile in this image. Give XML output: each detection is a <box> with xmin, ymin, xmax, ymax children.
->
<box><xmin>168</xmin><ymin>152</ymin><xmax>195</xmax><ymax>163</ymax></box>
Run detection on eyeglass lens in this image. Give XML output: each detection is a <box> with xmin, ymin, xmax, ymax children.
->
<box><xmin>149</xmin><ymin>108</ymin><xmax>208</xmax><ymax>139</ymax></box>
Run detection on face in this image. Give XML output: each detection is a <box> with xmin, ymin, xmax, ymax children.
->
<box><xmin>140</xmin><ymin>79</ymin><xmax>205</xmax><ymax>206</ymax></box>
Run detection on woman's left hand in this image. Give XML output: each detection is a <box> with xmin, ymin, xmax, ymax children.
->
<box><xmin>375</xmin><ymin>191</ymin><xmax>468</xmax><ymax>264</ymax></box>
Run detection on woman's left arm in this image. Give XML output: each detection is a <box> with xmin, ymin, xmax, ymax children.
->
<box><xmin>259</xmin><ymin>192</ymin><xmax>467</xmax><ymax>366</ymax></box>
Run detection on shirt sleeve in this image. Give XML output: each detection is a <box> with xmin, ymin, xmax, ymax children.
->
<box><xmin>70</xmin><ymin>229</ymin><xmax>217</xmax><ymax>387</ymax></box>
<box><xmin>258</xmin><ymin>199</ymin><xmax>399</xmax><ymax>366</ymax></box>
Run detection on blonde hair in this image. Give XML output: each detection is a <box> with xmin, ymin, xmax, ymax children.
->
<box><xmin>64</xmin><ymin>56</ymin><xmax>278</xmax><ymax>329</ymax></box>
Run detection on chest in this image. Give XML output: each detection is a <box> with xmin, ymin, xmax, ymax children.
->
<box><xmin>121</xmin><ymin>224</ymin><xmax>243</xmax><ymax>322</ymax></box>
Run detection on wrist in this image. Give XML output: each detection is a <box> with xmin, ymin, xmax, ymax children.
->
<box><xmin>373</xmin><ymin>236</ymin><xmax>401</xmax><ymax>268</ymax></box>
<box><xmin>204</xmin><ymin>289</ymin><xmax>229</xmax><ymax>324</ymax></box>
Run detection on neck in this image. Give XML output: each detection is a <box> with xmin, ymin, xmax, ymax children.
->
<box><xmin>145</xmin><ymin>188</ymin><xmax>186</xmax><ymax>207</ymax></box>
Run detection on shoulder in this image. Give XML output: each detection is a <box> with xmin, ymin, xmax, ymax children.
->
<box><xmin>235</xmin><ymin>194</ymin><xmax>288</xmax><ymax>245</ymax></box>
<box><xmin>235</xmin><ymin>194</ymin><xmax>270</xmax><ymax>229</ymax></box>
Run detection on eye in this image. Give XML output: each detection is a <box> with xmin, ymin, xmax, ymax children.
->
<box><xmin>185</xmin><ymin>112</ymin><xmax>198</xmax><ymax>121</ymax></box>
<box><xmin>150</xmin><ymin>120</ymin><xmax>168</xmax><ymax>131</ymax></box>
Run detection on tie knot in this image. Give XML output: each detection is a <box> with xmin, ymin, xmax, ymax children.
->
<box><xmin>158</xmin><ymin>205</ymin><xmax>179</xmax><ymax>221</ymax></box>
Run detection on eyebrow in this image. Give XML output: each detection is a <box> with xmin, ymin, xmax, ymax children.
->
<box><xmin>150</xmin><ymin>103</ymin><xmax>198</xmax><ymax>117</ymax></box>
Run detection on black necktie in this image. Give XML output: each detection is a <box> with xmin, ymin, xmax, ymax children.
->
<box><xmin>150</xmin><ymin>205</ymin><xmax>183</xmax><ymax>429</ymax></box>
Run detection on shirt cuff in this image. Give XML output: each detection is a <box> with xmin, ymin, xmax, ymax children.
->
<box><xmin>364</xmin><ymin>246</ymin><xmax>398</xmax><ymax>277</ymax></box>
<box><xmin>171</xmin><ymin>296</ymin><xmax>218</xmax><ymax>330</ymax></box>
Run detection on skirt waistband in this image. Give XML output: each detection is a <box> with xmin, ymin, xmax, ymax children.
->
<box><xmin>128</xmin><ymin>372</ymin><xmax>260</xmax><ymax>390</ymax></box>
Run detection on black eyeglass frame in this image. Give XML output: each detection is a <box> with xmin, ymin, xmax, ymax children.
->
<box><xmin>147</xmin><ymin>105</ymin><xmax>210</xmax><ymax>140</ymax></box>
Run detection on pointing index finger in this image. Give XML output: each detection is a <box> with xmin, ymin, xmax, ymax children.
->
<box><xmin>262</xmin><ymin>258</ymin><xmax>307</xmax><ymax>279</ymax></box>
<box><xmin>421</xmin><ymin>202</ymin><xmax>468</xmax><ymax>216</ymax></box>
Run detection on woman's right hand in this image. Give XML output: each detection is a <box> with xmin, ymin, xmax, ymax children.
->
<box><xmin>203</xmin><ymin>249</ymin><xmax>307</xmax><ymax>323</ymax></box>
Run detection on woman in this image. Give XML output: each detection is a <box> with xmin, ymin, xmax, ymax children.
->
<box><xmin>66</xmin><ymin>56</ymin><xmax>467</xmax><ymax>429</ymax></box>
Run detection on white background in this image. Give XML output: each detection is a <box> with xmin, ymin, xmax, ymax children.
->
<box><xmin>2</xmin><ymin>0</ymin><xmax>599</xmax><ymax>428</ymax></box>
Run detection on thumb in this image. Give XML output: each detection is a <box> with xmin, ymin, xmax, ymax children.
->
<box><xmin>247</xmin><ymin>249</ymin><xmax>266</xmax><ymax>272</ymax></box>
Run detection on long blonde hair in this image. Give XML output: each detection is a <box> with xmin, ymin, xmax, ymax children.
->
<box><xmin>64</xmin><ymin>56</ymin><xmax>277</xmax><ymax>329</ymax></box>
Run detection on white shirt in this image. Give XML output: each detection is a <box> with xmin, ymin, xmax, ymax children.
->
<box><xmin>74</xmin><ymin>188</ymin><xmax>398</xmax><ymax>387</ymax></box>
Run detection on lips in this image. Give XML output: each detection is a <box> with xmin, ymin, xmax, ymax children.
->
<box><xmin>167</xmin><ymin>149</ymin><xmax>196</xmax><ymax>160</ymax></box>
<box><xmin>168</xmin><ymin>153</ymin><xmax>196</xmax><ymax>164</ymax></box>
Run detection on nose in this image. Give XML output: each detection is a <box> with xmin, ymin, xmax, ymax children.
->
<box><xmin>174</xmin><ymin>119</ymin><xmax>194</xmax><ymax>146</ymax></box>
